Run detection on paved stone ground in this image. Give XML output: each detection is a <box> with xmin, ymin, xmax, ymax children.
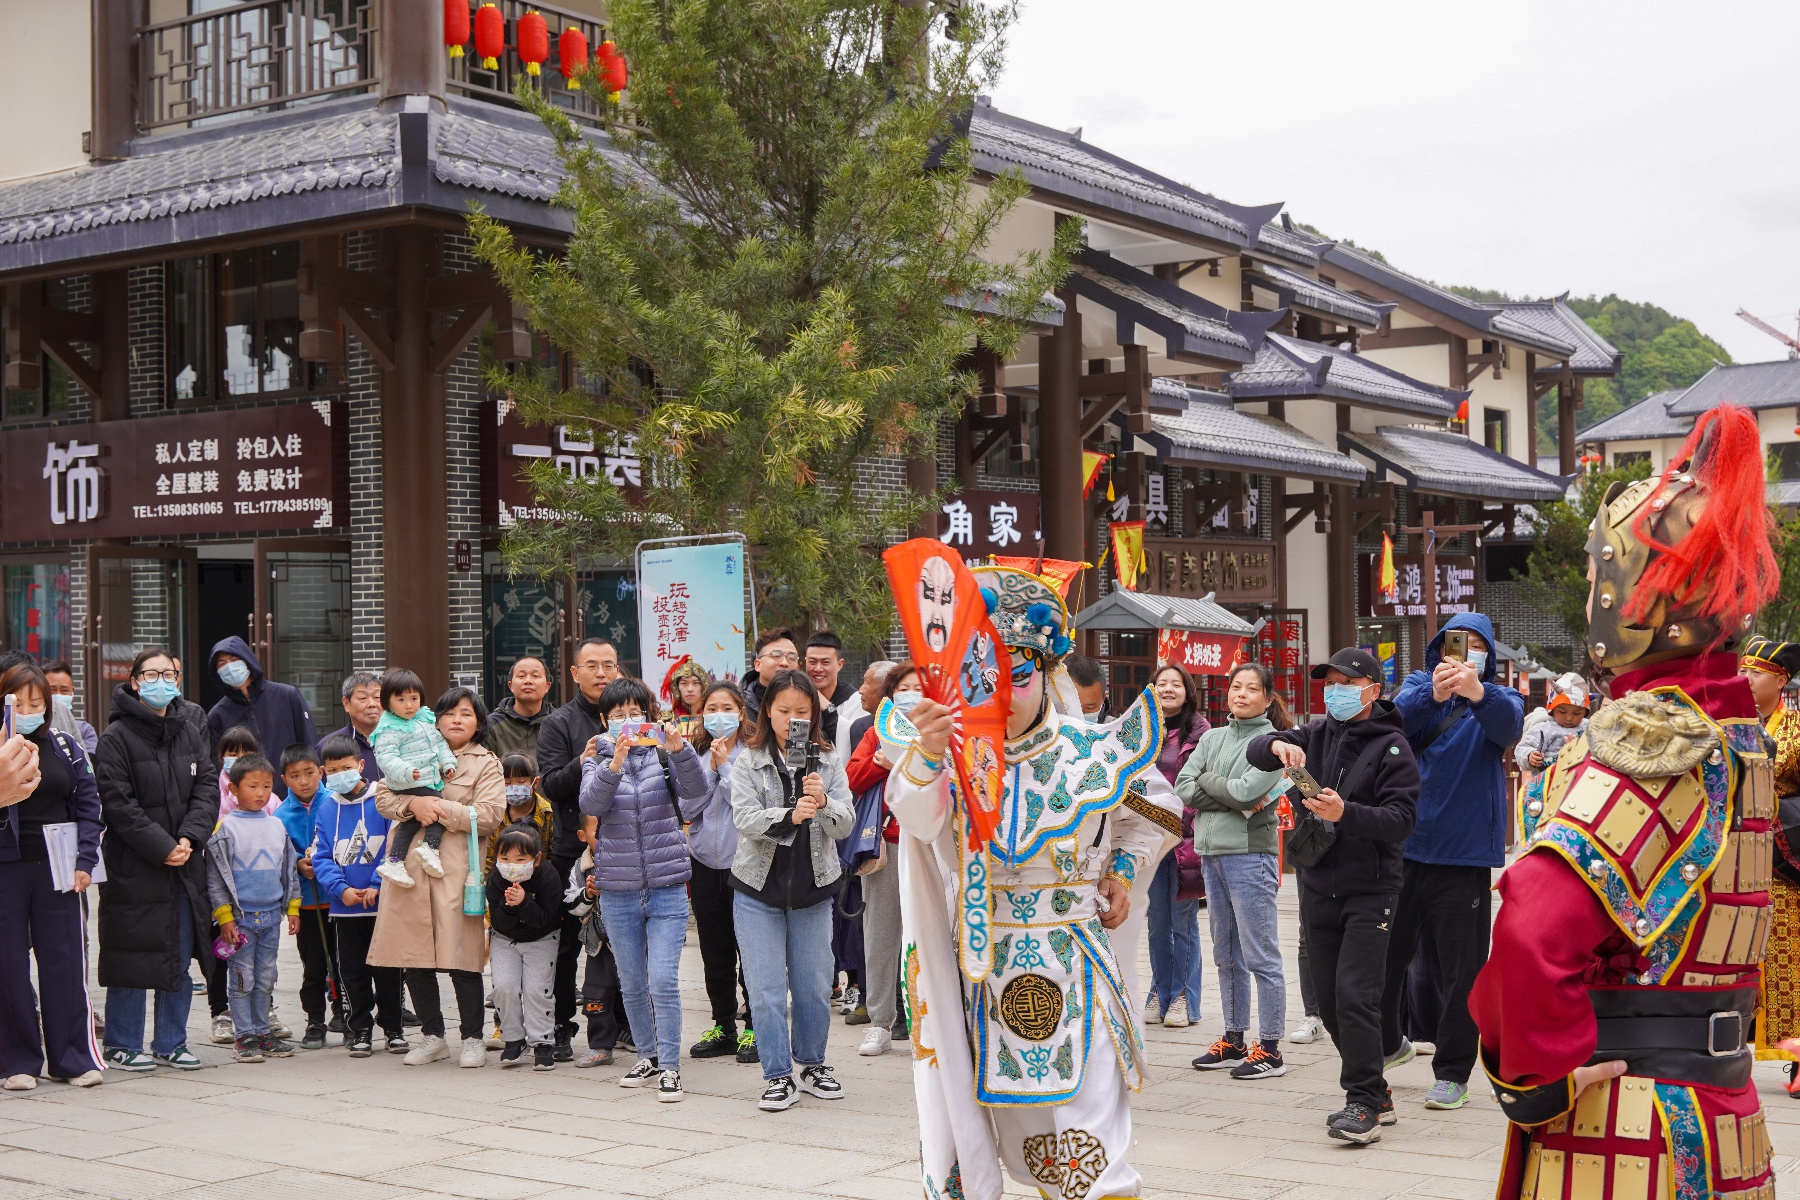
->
<box><xmin>4</xmin><ymin>885</ymin><xmax>1800</xmax><ymax>1199</ymax></box>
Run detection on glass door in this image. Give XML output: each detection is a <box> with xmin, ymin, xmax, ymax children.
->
<box><xmin>86</xmin><ymin>546</ymin><xmax>198</xmax><ymax>730</ymax></box>
<box><xmin>254</xmin><ymin>539</ymin><xmax>352</xmax><ymax>723</ymax></box>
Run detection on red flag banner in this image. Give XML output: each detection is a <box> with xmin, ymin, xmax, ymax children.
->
<box><xmin>882</xmin><ymin>538</ymin><xmax>1012</xmax><ymax>851</ymax></box>
<box><xmin>1081</xmin><ymin>451</ymin><xmax>1109</xmax><ymax>499</ymax></box>
<box><xmin>1156</xmin><ymin>628</ymin><xmax>1246</xmax><ymax>678</ymax></box>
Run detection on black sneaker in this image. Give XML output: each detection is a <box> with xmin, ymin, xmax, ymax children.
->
<box><xmin>1230</xmin><ymin>1045</ymin><xmax>1286</xmax><ymax>1080</ymax></box>
<box><xmin>327</xmin><ymin>1014</ymin><xmax>347</xmax><ymax>1034</ymax></box>
<box><xmin>690</xmin><ymin>1024</ymin><xmax>736</xmax><ymax>1058</ymax></box>
<box><xmin>798</xmin><ymin>1064</ymin><xmax>843</xmax><ymax>1099</ymax></box>
<box><xmin>1377</xmin><ymin>1088</ymin><xmax>1398</xmax><ymax>1126</ymax></box>
<box><xmin>347</xmin><ymin>1034</ymin><xmax>374</xmax><ymax>1058</ymax></box>
<box><xmin>385</xmin><ymin>1033</ymin><xmax>410</xmax><ymax>1054</ymax></box>
<box><xmin>401</xmin><ymin>1007</ymin><xmax>421</xmax><ymax>1027</ymax></box>
<box><xmin>499</xmin><ymin>1040</ymin><xmax>527</xmax><ymax>1068</ymax></box>
<box><xmin>534</xmin><ymin>1044</ymin><xmax>556</xmax><ymax>1072</ymax></box>
<box><xmin>232</xmin><ymin>1036</ymin><xmax>265</xmax><ymax>1063</ymax></box>
<box><xmin>1192</xmin><ymin>1036</ymin><xmax>1248</xmax><ymax>1070</ymax></box>
<box><xmin>759</xmin><ymin>1074</ymin><xmax>799</xmax><ymax>1111</ymax></box>
<box><xmin>735</xmin><ymin>1029</ymin><xmax>758</xmax><ymax>1064</ymax></box>
<box><xmin>553</xmin><ymin>1034</ymin><xmax>574</xmax><ymax>1063</ymax></box>
<box><xmin>260</xmin><ymin>1034</ymin><xmax>296</xmax><ymax>1059</ymax></box>
<box><xmin>1328</xmin><ymin>1103</ymin><xmax>1382</xmax><ymax>1145</ymax></box>
<box><xmin>301</xmin><ymin>1023</ymin><xmax>327</xmax><ymax>1051</ymax></box>
<box><xmin>657</xmin><ymin>1069</ymin><xmax>683</xmax><ymax>1102</ymax></box>
<box><xmin>618</xmin><ymin>1058</ymin><xmax>661</xmax><ymax>1088</ymax></box>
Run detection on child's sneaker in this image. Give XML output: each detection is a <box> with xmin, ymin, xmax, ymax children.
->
<box><xmin>233</xmin><ymin>1036</ymin><xmax>265</xmax><ymax>1063</ymax></box>
<box><xmin>209</xmin><ymin>1014</ymin><xmax>235</xmax><ymax>1044</ymax></box>
<box><xmin>499</xmin><ymin>1040</ymin><xmax>526</xmax><ymax>1068</ymax></box>
<box><xmin>260</xmin><ymin>1034</ymin><xmax>296</xmax><ymax>1059</ymax></box>
<box><xmin>1192</xmin><ymin>1036</ymin><xmax>1247</xmax><ymax>1070</ymax></box>
<box><xmin>619</xmin><ymin>1058</ymin><xmax>660</xmax><ymax>1088</ymax></box>
<box><xmin>657</xmin><ymin>1069</ymin><xmax>682</xmax><ymax>1102</ymax></box>
<box><xmin>534</xmin><ymin>1044</ymin><xmax>556</xmax><ymax>1072</ymax></box>
<box><xmin>376</xmin><ymin>860</ymin><xmax>415</xmax><ymax>888</ymax></box>
<box><xmin>301</xmin><ymin>1023</ymin><xmax>327</xmax><ymax>1050</ymax></box>
<box><xmin>347</xmin><ymin>1034</ymin><xmax>374</xmax><ymax>1058</ymax></box>
<box><xmin>575</xmin><ymin>1047</ymin><xmax>613</xmax><ymax>1067</ymax></box>
<box><xmin>385</xmin><ymin>1032</ymin><xmax>410</xmax><ymax>1054</ymax></box>
<box><xmin>415</xmin><ymin>843</ymin><xmax>446</xmax><ymax>879</ymax></box>
<box><xmin>1230</xmin><ymin>1045</ymin><xmax>1287</xmax><ymax>1080</ymax></box>
<box><xmin>759</xmin><ymin>1075</ymin><xmax>799</xmax><ymax>1111</ymax></box>
<box><xmin>837</xmin><ymin>985</ymin><xmax>861</xmax><ymax>1016</ymax></box>
<box><xmin>485</xmin><ymin>1022</ymin><xmax>505</xmax><ymax>1049</ymax></box>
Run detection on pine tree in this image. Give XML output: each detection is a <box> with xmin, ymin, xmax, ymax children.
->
<box><xmin>469</xmin><ymin>0</ymin><xmax>1073</xmax><ymax>651</ymax></box>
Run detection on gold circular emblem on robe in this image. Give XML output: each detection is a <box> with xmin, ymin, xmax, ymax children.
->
<box><xmin>999</xmin><ymin>973</ymin><xmax>1064</xmax><ymax>1042</ymax></box>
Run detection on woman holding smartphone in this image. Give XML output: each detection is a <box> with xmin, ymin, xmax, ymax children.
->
<box><xmin>579</xmin><ymin>677</ymin><xmax>709</xmax><ymax>1102</ymax></box>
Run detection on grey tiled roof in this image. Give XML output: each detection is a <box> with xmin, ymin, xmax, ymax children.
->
<box><xmin>1577</xmin><ymin>389</ymin><xmax>1690</xmax><ymax>442</ymax></box>
<box><xmin>1145</xmin><ymin>378</ymin><xmax>1367</xmax><ymax>483</ymax></box>
<box><xmin>1073</xmin><ymin>587</ymin><xmax>1257</xmax><ymax>637</ymax></box>
<box><xmin>1248</xmin><ymin>264</ymin><xmax>1391</xmax><ymax>327</ymax></box>
<box><xmin>1341</xmin><ymin>426</ymin><xmax>1570</xmax><ymax>502</ymax></box>
<box><xmin>0</xmin><ymin>108</ymin><xmax>396</xmax><ymax>245</ymax></box>
<box><xmin>1067</xmin><ymin>251</ymin><xmax>1274</xmax><ymax>366</ymax></box>
<box><xmin>1071</xmin><ymin>263</ymin><xmax>1247</xmax><ymax>355</ymax></box>
<box><xmin>1249</xmin><ymin>222</ymin><xmax>1323</xmax><ymax>267</ymax></box>
<box><xmin>1500</xmin><ymin>297</ymin><xmax>1619</xmax><ymax>372</ymax></box>
<box><xmin>1228</xmin><ymin>333</ymin><xmax>1463</xmax><ymax>418</ymax></box>
<box><xmin>1666</xmin><ymin>359</ymin><xmax>1800</xmax><ymax>415</ymax></box>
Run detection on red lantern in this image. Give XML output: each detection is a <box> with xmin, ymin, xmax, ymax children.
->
<box><xmin>559</xmin><ymin>26</ymin><xmax>589</xmax><ymax>89</ymax></box>
<box><xmin>599</xmin><ymin>40</ymin><xmax>628</xmax><ymax>94</ymax></box>
<box><xmin>473</xmin><ymin>2</ymin><xmax>504</xmax><ymax>70</ymax></box>
<box><xmin>444</xmin><ymin>0</ymin><xmax>469</xmax><ymax>58</ymax></box>
<box><xmin>517</xmin><ymin>11</ymin><xmax>548</xmax><ymax>77</ymax></box>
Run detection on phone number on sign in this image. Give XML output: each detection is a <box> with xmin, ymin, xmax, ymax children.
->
<box><xmin>233</xmin><ymin>497</ymin><xmax>328</xmax><ymax>515</ymax></box>
<box><xmin>132</xmin><ymin>501</ymin><xmax>224</xmax><ymax>518</ymax></box>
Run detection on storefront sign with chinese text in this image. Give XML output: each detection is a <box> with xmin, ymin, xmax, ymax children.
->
<box><xmin>936</xmin><ymin>489</ymin><xmax>1041</xmax><ymax>562</ymax></box>
<box><xmin>1156</xmin><ymin>628</ymin><xmax>1246</xmax><ymax>677</ymax></box>
<box><xmin>0</xmin><ymin>400</ymin><xmax>347</xmax><ymax>541</ymax></box>
<box><xmin>481</xmin><ymin>398</ymin><xmax>645</xmax><ymax>527</ymax></box>
<box><xmin>1142</xmin><ymin>537</ymin><xmax>1278</xmax><ymax>604</ymax></box>
<box><xmin>636</xmin><ymin>541</ymin><xmax>747</xmax><ymax>690</ymax></box>
<box><xmin>1357</xmin><ymin>553</ymin><xmax>1477</xmax><ymax>619</ymax></box>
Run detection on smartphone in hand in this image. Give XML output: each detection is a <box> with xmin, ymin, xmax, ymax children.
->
<box><xmin>1441</xmin><ymin>629</ymin><xmax>1468</xmax><ymax>662</ymax></box>
<box><xmin>1287</xmin><ymin>765</ymin><xmax>1323</xmax><ymax>800</ymax></box>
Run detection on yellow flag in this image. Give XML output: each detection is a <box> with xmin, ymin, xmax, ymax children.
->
<box><xmin>1110</xmin><ymin>521</ymin><xmax>1146</xmax><ymax>591</ymax></box>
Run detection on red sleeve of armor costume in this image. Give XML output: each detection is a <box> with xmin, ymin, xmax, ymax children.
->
<box><xmin>1471</xmin><ymin>851</ymin><xmax>1619</xmax><ymax>1090</ymax></box>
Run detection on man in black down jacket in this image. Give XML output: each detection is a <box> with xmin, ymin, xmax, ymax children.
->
<box><xmin>94</xmin><ymin>676</ymin><xmax>221</xmax><ymax>1071</ymax></box>
<box><xmin>1247</xmin><ymin>647</ymin><xmax>1418</xmax><ymax>1146</ymax></box>
<box><xmin>534</xmin><ymin>638</ymin><xmax>610</xmax><ymax>1059</ymax></box>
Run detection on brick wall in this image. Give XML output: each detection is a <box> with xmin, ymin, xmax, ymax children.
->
<box><xmin>442</xmin><ymin>231</ymin><xmax>484</xmax><ymax>687</ymax></box>
<box><xmin>345</xmin><ymin>230</ymin><xmax>386</xmax><ymax>672</ymax></box>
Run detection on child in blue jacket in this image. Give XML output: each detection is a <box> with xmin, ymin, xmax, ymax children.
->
<box><xmin>276</xmin><ymin>744</ymin><xmax>346</xmax><ymax>1048</ymax></box>
<box><xmin>311</xmin><ymin>733</ymin><xmax>408</xmax><ymax>1057</ymax></box>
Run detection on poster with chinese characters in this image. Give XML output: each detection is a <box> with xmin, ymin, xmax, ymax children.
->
<box><xmin>636</xmin><ymin>541</ymin><xmax>747</xmax><ymax>690</ymax></box>
<box><xmin>1142</xmin><ymin>536</ymin><xmax>1279</xmax><ymax>604</ymax></box>
<box><xmin>0</xmin><ymin>400</ymin><xmax>347</xmax><ymax>541</ymax></box>
<box><xmin>1156</xmin><ymin>628</ymin><xmax>1246</xmax><ymax>677</ymax></box>
<box><xmin>935</xmin><ymin>489</ymin><xmax>1041</xmax><ymax>563</ymax></box>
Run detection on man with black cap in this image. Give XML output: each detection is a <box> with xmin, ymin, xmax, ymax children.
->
<box><xmin>1245</xmin><ymin>647</ymin><xmax>1419</xmax><ymax>1144</ymax></box>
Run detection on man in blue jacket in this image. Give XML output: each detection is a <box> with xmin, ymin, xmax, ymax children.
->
<box><xmin>205</xmin><ymin>637</ymin><xmax>317</xmax><ymax>796</ymax></box>
<box><xmin>1384</xmin><ymin>611</ymin><xmax>1522</xmax><ymax>1112</ymax></box>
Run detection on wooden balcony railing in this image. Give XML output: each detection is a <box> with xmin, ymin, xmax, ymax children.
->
<box><xmin>446</xmin><ymin>0</ymin><xmax>609</xmax><ymax>126</ymax></box>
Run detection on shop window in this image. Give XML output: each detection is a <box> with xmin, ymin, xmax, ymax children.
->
<box><xmin>3</xmin><ymin>562</ymin><xmax>72</xmax><ymax>663</ymax></box>
<box><xmin>1</xmin><ymin>283</ymin><xmax>78</xmax><ymax>425</ymax></box>
<box><xmin>1483</xmin><ymin>407</ymin><xmax>1509</xmax><ymax>456</ymax></box>
<box><xmin>1612</xmin><ymin>450</ymin><xmax>1651</xmax><ymax>468</ymax></box>
<box><xmin>1768</xmin><ymin>444</ymin><xmax>1800</xmax><ymax>481</ymax></box>
<box><xmin>167</xmin><ymin>243</ymin><xmax>329</xmax><ymax>404</ymax></box>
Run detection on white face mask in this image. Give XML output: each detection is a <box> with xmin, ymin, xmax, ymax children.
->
<box><xmin>496</xmin><ymin>860</ymin><xmax>535</xmax><ymax>883</ymax></box>
<box><xmin>1466</xmin><ymin>649</ymin><xmax>1489</xmax><ymax>675</ymax></box>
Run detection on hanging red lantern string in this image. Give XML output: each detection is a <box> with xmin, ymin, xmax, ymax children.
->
<box><xmin>559</xmin><ymin>26</ymin><xmax>589</xmax><ymax>89</ymax></box>
<box><xmin>598</xmin><ymin>40</ymin><xmax>628</xmax><ymax>96</ymax></box>
<box><xmin>444</xmin><ymin>0</ymin><xmax>469</xmax><ymax>58</ymax></box>
<box><xmin>473</xmin><ymin>3</ymin><xmax>504</xmax><ymax>70</ymax></box>
<box><xmin>517</xmin><ymin>11</ymin><xmax>549</xmax><ymax>77</ymax></box>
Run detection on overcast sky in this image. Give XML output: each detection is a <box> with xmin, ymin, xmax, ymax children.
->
<box><xmin>990</xmin><ymin>0</ymin><xmax>1800</xmax><ymax>368</ymax></box>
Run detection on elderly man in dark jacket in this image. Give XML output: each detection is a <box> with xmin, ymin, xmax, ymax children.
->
<box><xmin>1247</xmin><ymin>647</ymin><xmax>1418</xmax><ymax>1145</ymax></box>
<box><xmin>204</xmin><ymin>637</ymin><xmax>316</xmax><ymax>794</ymax></box>
<box><xmin>95</xmin><ymin>671</ymin><xmax>221</xmax><ymax>1073</ymax></box>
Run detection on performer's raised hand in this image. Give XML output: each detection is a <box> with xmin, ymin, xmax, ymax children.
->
<box><xmin>911</xmin><ymin>698</ymin><xmax>953</xmax><ymax>759</ymax></box>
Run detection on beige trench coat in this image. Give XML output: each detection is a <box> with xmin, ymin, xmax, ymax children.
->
<box><xmin>367</xmin><ymin>742</ymin><xmax>505</xmax><ymax>972</ymax></box>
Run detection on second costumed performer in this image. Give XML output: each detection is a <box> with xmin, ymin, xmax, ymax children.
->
<box><xmin>889</xmin><ymin>562</ymin><xmax>1181</xmax><ymax>1200</ymax></box>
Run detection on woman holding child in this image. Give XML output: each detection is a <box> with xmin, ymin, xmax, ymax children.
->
<box><xmin>368</xmin><ymin>685</ymin><xmax>504</xmax><ymax>1069</ymax></box>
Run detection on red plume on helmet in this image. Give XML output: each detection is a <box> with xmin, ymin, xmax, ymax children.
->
<box><xmin>659</xmin><ymin>654</ymin><xmax>695</xmax><ymax>704</ymax></box>
<box><xmin>1625</xmin><ymin>404</ymin><xmax>1778</xmax><ymax>637</ymax></box>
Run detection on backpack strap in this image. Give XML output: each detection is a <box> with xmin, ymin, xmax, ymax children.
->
<box><xmin>1411</xmin><ymin>702</ymin><xmax>1466</xmax><ymax>758</ymax></box>
<box><xmin>1335</xmin><ymin>736</ymin><xmax>1394</xmax><ymax>803</ymax></box>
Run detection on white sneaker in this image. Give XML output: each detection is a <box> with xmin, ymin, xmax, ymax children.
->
<box><xmin>858</xmin><ymin>1028</ymin><xmax>893</xmax><ymax>1056</ymax></box>
<box><xmin>2</xmin><ymin>1075</ymin><xmax>36</xmax><ymax>1091</ymax></box>
<box><xmin>415</xmin><ymin>843</ymin><xmax>446</xmax><ymax>879</ymax></box>
<box><xmin>62</xmin><ymin>1071</ymin><xmax>102</xmax><ymax>1088</ymax></box>
<box><xmin>377</xmin><ymin>860</ymin><xmax>416</xmax><ymax>888</ymax></box>
<box><xmin>210</xmin><ymin>1014</ymin><xmax>235</xmax><ymax>1044</ymax></box>
<box><xmin>1143</xmin><ymin>996</ymin><xmax>1164</xmax><ymax>1026</ymax></box>
<box><xmin>460</xmin><ymin>1037</ymin><xmax>486</xmax><ymax>1068</ymax></box>
<box><xmin>657</xmin><ymin>1069</ymin><xmax>683</xmax><ymax>1102</ymax></box>
<box><xmin>403</xmin><ymin>1034</ymin><xmax>449</xmax><ymax>1065</ymax></box>
<box><xmin>1163</xmin><ymin>1008</ymin><xmax>1191</xmax><ymax>1029</ymax></box>
<box><xmin>1289</xmin><ymin>1015</ymin><xmax>1325</xmax><ymax>1044</ymax></box>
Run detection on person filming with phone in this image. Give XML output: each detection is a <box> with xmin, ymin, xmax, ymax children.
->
<box><xmin>1245</xmin><ymin>647</ymin><xmax>1418</xmax><ymax>1145</ymax></box>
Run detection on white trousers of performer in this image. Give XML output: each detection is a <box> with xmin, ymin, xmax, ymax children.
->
<box><xmin>991</xmin><ymin>1025</ymin><xmax>1142</xmax><ymax>1200</ymax></box>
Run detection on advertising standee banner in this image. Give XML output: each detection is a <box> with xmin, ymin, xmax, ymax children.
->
<box><xmin>636</xmin><ymin>541</ymin><xmax>748</xmax><ymax>689</ymax></box>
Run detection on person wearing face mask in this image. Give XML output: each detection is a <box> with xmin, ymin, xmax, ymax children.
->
<box><xmin>684</xmin><ymin>683</ymin><xmax>756</xmax><ymax>1063</ymax></box>
<box><xmin>1245</xmin><ymin>647</ymin><xmax>1418</xmax><ymax>1144</ymax></box>
<box><xmin>41</xmin><ymin>661</ymin><xmax>97</xmax><ymax>755</ymax></box>
<box><xmin>1382</xmin><ymin>611</ymin><xmax>1523</xmax><ymax>1113</ymax></box>
<box><xmin>204</xmin><ymin>636</ymin><xmax>317</xmax><ymax>799</ymax></box>
<box><xmin>485</xmin><ymin>754</ymin><xmax>556</xmax><ymax>874</ymax></box>
<box><xmin>485</xmin><ymin>825</ymin><xmax>565</xmax><ymax>1071</ymax></box>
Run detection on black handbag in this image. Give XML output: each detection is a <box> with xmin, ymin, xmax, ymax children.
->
<box><xmin>1282</xmin><ymin>737</ymin><xmax>1391</xmax><ymax>869</ymax></box>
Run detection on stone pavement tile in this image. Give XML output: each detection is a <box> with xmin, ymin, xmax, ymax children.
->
<box><xmin>1266</xmin><ymin>1137</ymin><xmax>1500</xmax><ymax>1182</ymax></box>
<box><xmin>372</xmin><ymin>1163</ymin><xmax>571</xmax><ymax>1200</ymax></box>
<box><xmin>659</xmin><ymin>1145</ymin><xmax>904</xmax><ymax>1191</ymax></box>
<box><xmin>173</xmin><ymin>1169</ymin><xmax>421</xmax><ymax>1200</ymax></box>
<box><xmin>823</xmin><ymin>1175</ymin><xmax>932</xmax><ymax>1200</ymax></box>
<box><xmin>0</xmin><ymin>1128</ymin><xmax>158</xmax><ymax>1162</ymax></box>
<box><xmin>1400</xmin><ymin>1176</ymin><xmax>1504</xmax><ymax>1200</ymax></box>
<box><xmin>0</xmin><ymin>1117</ymin><xmax>45</xmax><ymax>1141</ymax></box>
<box><xmin>1132</xmin><ymin>1130</ymin><xmax>1288</xmax><ymax>1172</ymax></box>
<box><xmin>446</xmin><ymin>1148</ymin><xmax>683</xmax><ymax>1196</ymax></box>
<box><xmin>629</xmin><ymin>1102</ymin><xmax>917</xmax><ymax>1159</ymax></box>
<box><xmin>1220</xmin><ymin>1152</ymin><xmax>1437</xmax><ymax>1194</ymax></box>
<box><xmin>571</xmin><ymin>1143</ymin><xmax>693</xmax><ymax>1169</ymax></box>
<box><xmin>1134</xmin><ymin>1165</ymin><xmax>1289</xmax><ymax>1199</ymax></box>
<box><xmin>1130</xmin><ymin>1106</ymin><xmax>1237</xmax><ymax>1135</ymax></box>
<box><xmin>0</xmin><ymin>1181</ymin><xmax>59</xmax><ymax>1200</ymax></box>
<box><xmin>100</xmin><ymin>1147</ymin><xmax>273</xmax><ymax>1184</ymax></box>
<box><xmin>109</xmin><ymin>1115</ymin><xmax>463</xmax><ymax>1177</ymax></box>
<box><xmin>0</xmin><ymin>1149</ymin><xmax>193</xmax><ymax>1199</ymax></box>
<box><xmin>38</xmin><ymin>1086</ymin><xmax>226</xmax><ymax>1124</ymax></box>
<box><xmin>0</xmin><ymin>1102</ymin><xmax>156</xmax><ymax>1136</ymax></box>
<box><xmin>498</xmin><ymin>1091</ymin><xmax>643</xmax><ymax>1123</ymax></box>
<box><xmin>450</xmin><ymin>1123</ymin><xmax>615</xmax><ymax>1159</ymax></box>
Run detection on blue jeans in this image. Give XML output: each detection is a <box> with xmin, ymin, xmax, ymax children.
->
<box><xmin>733</xmin><ymin>892</ymin><xmax>833</xmax><ymax>1081</ymax></box>
<box><xmin>226</xmin><ymin>909</ymin><xmax>282</xmax><ymax>1038</ymax></box>
<box><xmin>1146</xmin><ymin>854</ymin><xmax>1203</xmax><ymax>1020</ymax></box>
<box><xmin>104</xmin><ymin>898</ymin><xmax>195</xmax><ymax>1058</ymax></box>
<box><xmin>1201</xmin><ymin>853</ymin><xmax>1286</xmax><ymax>1041</ymax></box>
<box><xmin>597</xmin><ymin>885</ymin><xmax>689</xmax><ymax>1070</ymax></box>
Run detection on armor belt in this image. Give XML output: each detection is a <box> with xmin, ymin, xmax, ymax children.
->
<box><xmin>1589</xmin><ymin>985</ymin><xmax>1756</xmax><ymax>1090</ymax></box>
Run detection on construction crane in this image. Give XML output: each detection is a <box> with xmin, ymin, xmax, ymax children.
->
<box><xmin>1736</xmin><ymin>308</ymin><xmax>1800</xmax><ymax>358</ymax></box>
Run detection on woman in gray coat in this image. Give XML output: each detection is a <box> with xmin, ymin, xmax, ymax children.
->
<box><xmin>729</xmin><ymin>670</ymin><xmax>853</xmax><ymax>1112</ymax></box>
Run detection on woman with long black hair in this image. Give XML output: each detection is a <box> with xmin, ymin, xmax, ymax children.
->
<box><xmin>1143</xmin><ymin>662</ymin><xmax>1209</xmax><ymax>1029</ymax></box>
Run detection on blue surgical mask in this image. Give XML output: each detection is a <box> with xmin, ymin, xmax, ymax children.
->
<box><xmin>218</xmin><ymin>660</ymin><xmax>251</xmax><ymax>688</ymax></box>
<box><xmin>138</xmin><ymin>678</ymin><xmax>180</xmax><ymax>709</ymax></box>
<box><xmin>221</xmin><ymin>756</ymin><xmax>239</xmax><ymax>773</ymax></box>
<box><xmin>1466</xmin><ymin>649</ymin><xmax>1488</xmax><ymax>675</ymax></box>
<box><xmin>1322</xmin><ymin>682</ymin><xmax>1370</xmax><ymax>722</ymax></box>
<box><xmin>13</xmin><ymin>711</ymin><xmax>44</xmax><ymax>736</ymax></box>
<box><xmin>702</xmin><ymin>712</ymin><xmax>740</xmax><ymax>739</ymax></box>
<box><xmin>892</xmin><ymin>691</ymin><xmax>923</xmax><ymax>714</ymax></box>
<box><xmin>325</xmin><ymin>768</ymin><xmax>363</xmax><ymax>796</ymax></box>
<box><xmin>505</xmin><ymin>784</ymin><xmax>534</xmax><ymax>806</ymax></box>
<box><xmin>51</xmin><ymin>693</ymin><xmax>71</xmax><ymax>710</ymax></box>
